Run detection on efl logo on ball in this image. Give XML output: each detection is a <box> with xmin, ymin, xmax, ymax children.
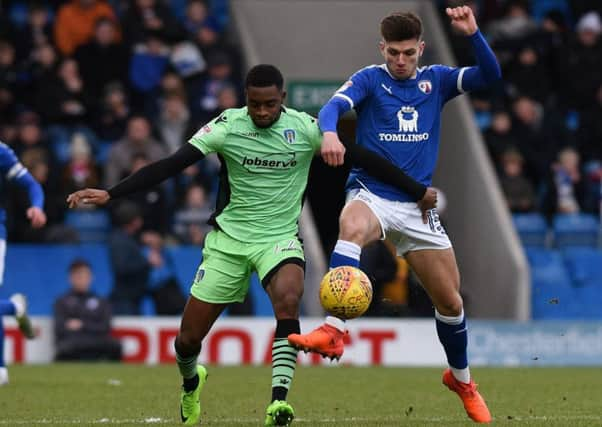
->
<box><xmin>319</xmin><ymin>266</ymin><xmax>372</xmax><ymax>320</ymax></box>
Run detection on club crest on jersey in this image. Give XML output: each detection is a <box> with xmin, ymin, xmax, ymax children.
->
<box><xmin>194</xmin><ymin>124</ymin><xmax>212</xmax><ymax>138</ymax></box>
<box><xmin>283</xmin><ymin>129</ymin><xmax>296</xmax><ymax>144</ymax></box>
<box><xmin>378</xmin><ymin>105</ymin><xmax>429</xmax><ymax>142</ymax></box>
<box><xmin>397</xmin><ymin>106</ymin><xmax>419</xmax><ymax>132</ymax></box>
<box><xmin>418</xmin><ymin>80</ymin><xmax>432</xmax><ymax>94</ymax></box>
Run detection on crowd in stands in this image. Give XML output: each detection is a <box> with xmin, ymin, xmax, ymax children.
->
<box><xmin>2</xmin><ymin>0</ymin><xmax>602</xmax><ymax>317</ymax></box>
<box><xmin>442</xmin><ymin>0</ymin><xmax>602</xmax><ymax>221</ymax></box>
<box><xmin>0</xmin><ymin>0</ymin><xmax>239</xmax><ymax>246</ymax></box>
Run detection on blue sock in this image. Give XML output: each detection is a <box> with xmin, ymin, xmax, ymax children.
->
<box><xmin>0</xmin><ymin>300</ymin><xmax>15</xmax><ymax>316</ymax></box>
<box><xmin>329</xmin><ymin>240</ymin><xmax>361</xmax><ymax>269</ymax></box>
<box><xmin>435</xmin><ymin>309</ymin><xmax>468</xmax><ymax>374</ymax></box>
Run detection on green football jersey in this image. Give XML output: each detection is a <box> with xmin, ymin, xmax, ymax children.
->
<box><xmin>188</xmin><ymin>106</ymin><xmax>322</xmax><ymax>243</ymax></box>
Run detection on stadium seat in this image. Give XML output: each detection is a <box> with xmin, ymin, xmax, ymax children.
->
<box><xmin>64</xmin><ymin>210</ymin><xmax>111</xmax><ymax>243</ymax></box>
<box><xmin>552</xmin><ymin>213</ymin><xmax>599</xmax><ymax>248</ymax></box>
<box><xmin>562</xmin><ymin>247</ymin><xmax>602</xmax><ymax>288</ymax></box>
<box><xmin>525</xmin><ymin>247</ymin><xmax>578</xmax><ymax>319</ymax></box>
<box><xmin>512</xmin><ymin>213</ymin><xmax>548</xmax><ymax>247</ymax></box>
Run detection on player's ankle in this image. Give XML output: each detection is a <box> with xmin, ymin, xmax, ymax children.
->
<box><xmin>325</xmin><ymin>316</ymin><xmax>346</xmax><ymax>333</ymax></box>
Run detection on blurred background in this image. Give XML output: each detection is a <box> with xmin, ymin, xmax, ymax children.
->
<box><xmin>1</xmin><ymin>0</ymin><xmax>602</xmax><ymax>366</ymax></box>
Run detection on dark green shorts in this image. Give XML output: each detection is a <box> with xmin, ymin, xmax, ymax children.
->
<box><xmin>190</xmin><ymin>229</ymin><xmax>305</xmax><ymax>304</ymax></box>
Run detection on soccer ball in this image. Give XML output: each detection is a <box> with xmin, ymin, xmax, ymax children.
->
<box><xmin>319</xmin><ymin>266</ymin><xmax>373</xmax><ymax>320</ymax></box>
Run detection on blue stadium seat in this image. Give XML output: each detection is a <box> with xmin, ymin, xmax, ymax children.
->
<box><xmin>513</xmin><ymin>213</ymin><xmax>548</xmax><ymax>246</ymax></box>
<box><xmin>64</xmin><ymin>210</ymin><xmax>111</xmax><ymax>243</ymax></box>
<box><xmin>525</xmin><ymin>247</ymin><xmax>578</xmax><ymax>319</ymax></box>
<box><xmin>553</xmin><ymin>213</ymin><xmax>599</xmax><ymax>248</ymax></box>
<box><xmin>562</xmin><ymin>247</ymin><xmax>602</xmax><ymax>288</ymax></box>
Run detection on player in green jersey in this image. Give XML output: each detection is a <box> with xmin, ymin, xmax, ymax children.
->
<box><xmin>67</xmin><ymin>64</ymin><xmax>429</xmax><ymax>426</ymax></box>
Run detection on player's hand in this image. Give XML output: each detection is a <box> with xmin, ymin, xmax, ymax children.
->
<box><xmin>27</xmin><ymin>206</ymin><xmax>46</xmax><ymax>228</ymax></box>
<box><xmin>66</xmin><ymin>189</ymin><xmax>110</xmax><ymax>208</ymax></box>
<box><xmin>446</xmin><ymin>6</ymin><xmax>478</xmax><ymax>36</ymax></box>
<box><xmin>321</xmin><ymin>131</ymin><xmax>346</xmax><ymax>167</ymax></box>
<box><xmin>417</xmin><ymin>187</ymin><xmax>437</xmax><ymax>224</ymax></box>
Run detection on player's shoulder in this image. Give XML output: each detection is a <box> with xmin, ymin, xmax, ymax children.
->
<box><xmin>350</xmin><ymin>64</ymin><xmax>382</xmax><ymax>80</ymax></box>
<box><xmin>421</xmin><ymin>64</ymin><xmax>457</xmax><ymax>76</ymax></box>
<box><xmin>211</xmin><ymin>107</ymin><xmax>247</xmax><ymax>125</ymax></box>
<box><xmin>281</xmin><ymin>107</ymin><xmax>317</xmax><ymax>126</ymax></box>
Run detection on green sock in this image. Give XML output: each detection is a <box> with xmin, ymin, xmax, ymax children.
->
<box><xmin>271</xmin><ymin>337</ymin><xmax>298</xmax><ymax>401</ymax></box>
<box><xmin>176</xmin><ymin>351</ymin><xmax>199</xmax><ymax>380</ymax></box>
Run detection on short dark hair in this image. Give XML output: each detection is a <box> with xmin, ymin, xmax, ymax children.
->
<box><xmin>69</xmin><ymin>258</ymin><xmax>91</xmax><ymax>272</ymax></box>
<box><xmin>245</xmin><ymin>64</ymin><xmax>284</xmax><ymax>91</ymax></box>
<box><xmin>380</xmin><ymin>12</ymin><xmax>423</xmax><ymax>42</ymax></box>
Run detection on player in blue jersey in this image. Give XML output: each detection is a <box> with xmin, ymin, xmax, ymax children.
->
<box><xmin>0</xmin><ymin>142</ymin><xmax>46</xmax><ymax>385</ymax></box>
<box><xmin>288</xmin><ymin>6</ymin><xmax>500</xmax><ymax>423</ymax></box>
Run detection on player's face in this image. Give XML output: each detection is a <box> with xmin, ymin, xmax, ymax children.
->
<box><xmin>379</xmin><ymin>38</ymin><xmax>424</xmax><ymax>80</ymax></box>
<box><xmin>246</xmin><ymin>85</ymin><xmax>285</xmax><ymax>128</ymax></box>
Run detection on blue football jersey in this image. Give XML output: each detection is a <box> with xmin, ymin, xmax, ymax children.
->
<box><xmin>336</xmin><ymin>64</ymin><xmax>470</xmax><ymax>202</ymax></box>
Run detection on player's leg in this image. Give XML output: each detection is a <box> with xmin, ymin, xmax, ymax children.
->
<box><xmin>253</xmin><ymin>236</ymin><xmax>306</xmax><ymax>426</ymax></box>
<box><xmin>288</xmin><ymin>190</ymin><xmax>382</xmax><ymax>358</ymax></box>
<box><xmin>263</xmin><ymin>262</ymin><xmax>304</xmax><ymax>426</ymax></box>
<box><xmin>175</xmin><ymin>230</ymin><xmax>247</xmax><ymax>425</ymax></box>
<box><xmin>405</xmin><ymin>248</ymin><xmax>491</xmax><ymax>423</ymax></box>
<box><xmin>175</xmin><ymin>297</ymin><xmax>224</xmax><ymax>425</ymax></box>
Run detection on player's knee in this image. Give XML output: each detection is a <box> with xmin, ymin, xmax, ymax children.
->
<box><xmin>272</xmin><ymin>291</ymin><xmax>301</xmax><ymax>317</ymax></box>
<box><xmin>339</xmin><ymin>215</ymin><xmax>370</xmax><ymax>243</ymax></box>
<box><xmin>175</xmin><ymin>333</ymin><xmax>202</xmax><ymax>356</ymax></box>
<box><xmin>436</xmin><ymin>296</ymin><xmax>463</xmax><ymax>317</ymax></box>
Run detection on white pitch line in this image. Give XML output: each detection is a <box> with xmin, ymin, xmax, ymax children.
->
<box><xmin>0</xmin><ymin>414</ymin><xmax>601</xmax><ymax>425</ymax></box>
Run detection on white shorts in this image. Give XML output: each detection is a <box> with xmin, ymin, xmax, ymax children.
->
<box><xmin>346</xmin><ymin>189</ymin><xmax>452</xmax><ymax>255</ymax></box>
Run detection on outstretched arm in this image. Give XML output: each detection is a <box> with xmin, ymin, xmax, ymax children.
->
<box><xmin>67</xmin><ymin>144</ymin><xmax>204</xmax><ymax>208</ymax></box>
<box><xmin>13</xmin><ymin>170</ymin><xmax>47</xmax><ymax>228</ymax></box>
<box><xmin>447</xmin><ymin>6</ymin><xmax>501</xmax><ymax>89</ymax></box>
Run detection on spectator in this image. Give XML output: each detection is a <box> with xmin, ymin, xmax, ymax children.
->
<box><xmin>11</xmin><ymin>3</ymin><xmax>53</xmax><ymax>63</ymax></box>
<box><xmin>157</xmin><ymin>91</ymin><xmax>191</xmax><ymax>154</ymax></box>
<box><xmin>54</xmin><ymin>0</ymin><xmax>119</xmax><ymax>56</ymax></box>
<box><xmin>54</xmin><ymin>259</ymin><xmax>122</xmax><ymax>361</ymax></box>
<box><xmin>60</xmin><ymin>132</ymin><xmax>100</xmax><ymax>198</ymax></box>
<box><xmin>94</xmin><ymin>82</ymin><xmax>130</xmax><ymax>141</ymax></box>
<box><xmin>543</xmin><ymin>146</ymin><xmax>590</xmax><ymax>215</ymax></box>
<box><xmin>35</xmin><ymin>58</ymin><xmax>94</xmax><ymax>127</ymax></box>
<box><xmin>172</xmin><ymin>183</ymin><xmax>213</xmax><ymax>245</ymax></box>
<box><xmin>484</xmin><ymin>110</ymin><xmax>517</xmax><ymax>164</ymax></box>
<box><xmin>128</xmin><ymin>34</ymin><xmax>171</xmax><ymax>113</ymax></box>
<box><xmin>505</xmin><ymin>45</ymin><xmax>551</xmax><ymax>104</ymax></box>
<box><xmin>104</xmin><ymin>115</ymin><xmax>167</xmax><ymax>188</ymax></box>
<box><xmin>121</xmin><ymin>0</ymin><xmax>186</xmax><ymax>46</ymax></box>
<box><xmin>74</xmin><ymin>17</ymin><xmax>130</xmax><ymax>100</ymax></box>
<box><xmin>498</xmin><ymin>148</ymin><xmax>536</xmax><ymax>213</ymax></box>
<box><xmin>141</xmin><ymin>231</ymin><xmax>187</xmax><ymax>315</ymax></box>
<box><xmin>107</xmin><ymin>201</ymin><xmax>149</xmax><ymax>315</ymax></box>
<box><xmin>563</xmin><ymin>11</ymin><xmax>602</xmax><ymax>111</ymax></box>
<box><xmin>127</xmin><ymin>153</ymin><xmax>169</xmax><ymax>234</ymax></box>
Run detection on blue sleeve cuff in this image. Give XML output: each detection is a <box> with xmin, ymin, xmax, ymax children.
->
<box><xmin>318</xmin><ymin>96</ymin><xmax>351</xmax><ymax>133</ymax></box>
<box><xmin>15</xmin><ymin>172</ymin><xmax>44</xmax><ymax>208</ymax></box>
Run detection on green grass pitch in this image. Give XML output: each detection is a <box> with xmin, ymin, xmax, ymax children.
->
<box><xmin>0</xmin><ymin>364</ymin><xmax>601</xmax><ymax>426</ymax></box>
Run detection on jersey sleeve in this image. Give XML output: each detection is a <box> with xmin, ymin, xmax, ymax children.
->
<box><xmin>0</xmin><ymin>142</ymin><xmax>25</xmax><ymax>179</ymax></box>
<box><xmin>332</xmin><ymin>66</ymin><xmax>373</xmax><ymax>109</ymax></box>
<box><xmin>188</xmin><ymin>111</ymin><xmax>231</xmax><ymax>155</ymax></box>
<box><xmin>431</xmin><ymin>65</ymin><xmax>466</xmax><ymax>103</ymax></box>
<box><xmin>300</xmin><ymin>113</ymin><xmax>322</xmax><ymax>151</ymax></box>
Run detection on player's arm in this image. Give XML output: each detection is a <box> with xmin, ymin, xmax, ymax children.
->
<box><xmin>447</xmin><ymin>6</ymin><xmax>501</xmax><ymax>91</ymax></box>
<box><xmin>0</xmin><ymin>143</ymin><xmax>47</xmax><ymax>228</ymax></box>
<box><xmin>344</xmin><ymin>142</ymin><xmax>432</xmax><ymax>201</ymax></box>
<box><xmin>67</xmin><ymin>144</ymin><xmax>204</xmax><ymax>208</ymax></box>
